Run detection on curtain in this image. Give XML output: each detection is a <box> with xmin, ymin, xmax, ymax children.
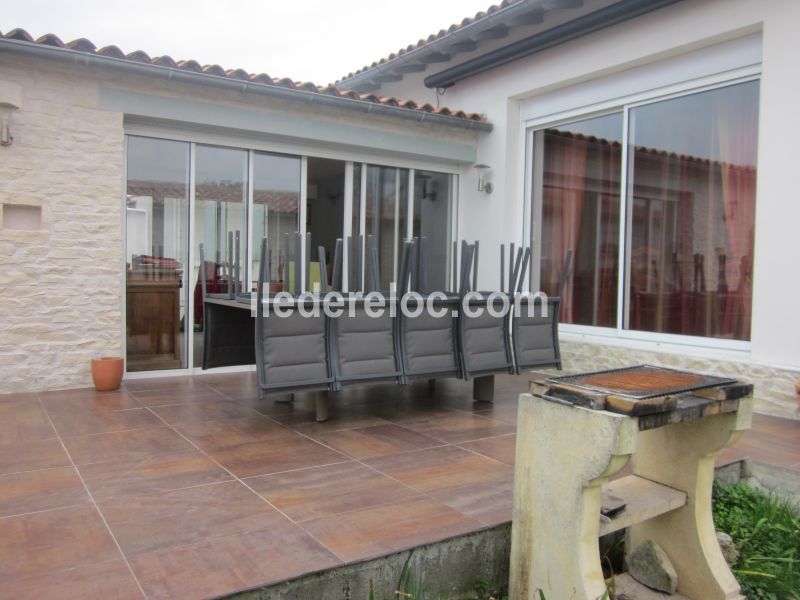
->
<box><xmin>717</xmin><ymin>92</ymin><xmax>758</xmax><ymax>340</ymax></box>
<box><xmin>542</xmin><ymin>132</ymin><xmax>587</xmax><ymax>323</ymax></box>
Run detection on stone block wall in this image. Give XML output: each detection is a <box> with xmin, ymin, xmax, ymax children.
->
<box><xmin>0</xmin><ymin>57</ymin><xmax>124</xmax><ymax>392</ymax></box>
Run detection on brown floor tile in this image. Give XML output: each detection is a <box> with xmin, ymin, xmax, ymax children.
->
<box><xmin>474</xmin><ymin>401</ymin><xmax>520</xmax><ymax>425</ymax></box>
<box><xmin>206</xmin><ymin>435</ymin><xmax>348</xmax><ymax>478</ymax></box>
<box><xmin>364</xmin><ymin>445</ymin><xmax>514</xmax><ymax>524</ymax></box>
<box><xmin>0</xmin><ymin>398</ymin><xmax>55</xmax><ymax>444</ymax></box>
<box><xmin>365</xmin><ymin>445</ymin><xmax>513</xmax><ymax>496</ymax></box>
<box><xmin>438</xmin><ymin>478</ymin><xmax>514</xmax><ymax>526</ymax></box>
<box><xmin>274</xmin><ymin>411</ymin><xmax>392</xmax><ymax>433</ymax></box>
<box><xmin>149</xmin><ymin>398</ymin><xmax>264</xmax><ymax>426</ymax></box>
<box><xmin>302</xmin><ymin>496</ymin><xmax>481</xmax><ymax>562</ymax></box>
<box><xmin>79</xmin><ymin>451</ymin><xmax>232</xmax><ymax>504</ymax></box>
<box><xmin>368</xmin><ymin>404</ymin><xmax>460</xmax><ymax>425</ymax></box>
<box><xmin>3</xmin><ymin>559</ymin><xmax>143</xmax><ymax>599</ymax></box>
<box><xmin>129</xmin><ymin>387</ymin><xmax>229</xmax><ymax>407</ymax></box>
<box><xmin>247</xmin><ymin>461</ymin><xmax>418</xmax><ymax>523</ymax></box>
<box><xmin>173</xmin><ymin>415</ymin><xmax>296</xmax><ymax>450</ymax></box>
<box><xmin>100</xmin><ymin>480</ymin><xmax>285</xmax><ymax>556</ymax></box>
<box><xmin>131</xmin><ymin>525</ymin><xmax>340</xmax><ymax>599</ymax></box>
<box><xmin>40</xmin><ymin>389</ymin><xmax>141</xmax><ymax>412</ymax></box>
<box><xmin>49</xmin><ymin>407</ymin><xmax>162</xmax><ymax>438</ymax></box>
<box><xmin>0</xmin><ymin>466</ymin><xmax>89</xmax><ymax>517</ymax></box>
<box><xmin>459</xmin><ymin>434</ymin><xmax>516</xmax><ymax>465</ymax></box>
<box><xmin>402</xmin><ymin>413</ymin><xmax>515</xmax><ymax>443</ymax></box>
<box><xmin>0</xmin><ymin>438</ymin><xmax>71</xmax><ymax>475</ymax></box>
<box><xmin>122</xmin><ymin>378</ymin><xmax>217</xmax><ymax>394</ymax></box>
<box><xmin>309</xmin><ymin>423</ymin><xmax>442</xmax><ymax>459</ymax></box>
<box><xmin>63</xmin><ymin>426</ymin><xmax>195</xmax><ymax>466</ymax></box>
<box><xmin>0</xmin><ymin>505</ymin><xmax>119</xmax><ymax>578</ymax></box>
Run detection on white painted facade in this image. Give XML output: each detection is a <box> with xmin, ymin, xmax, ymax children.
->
<box><xmin>372</xmin><ymin>0</ymin><xmax>800</xmax><ymax>415</ymax></box>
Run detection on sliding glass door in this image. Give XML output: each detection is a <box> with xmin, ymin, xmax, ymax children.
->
<box><xmin>125</xmin><ymin>138</ymin><xmax>457</xmax><ymax>372</ymax></box>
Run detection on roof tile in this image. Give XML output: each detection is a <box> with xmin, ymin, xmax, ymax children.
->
<box><xmin>1</xmin><ymin>27</ymin><xmax>487</xmax><ymax>125</ymax></box>
<box><xmin>336</xmin><ymin>0</ymin><xmax>520</xmax><ymax>84</ymax></box>
<box><xmin>66</xmin><ymin>37</ymin><xmax>96</xmax><ymax>52</ymax></box>
<box><xmin>97</xmin><ymin>45</ymin><xmax>126</xmax><ymax>59</ymax></box>
<box><xmin>36</xmin><ymin>33</ymin><xmax>64</xmax><ymax>47</ymax></box>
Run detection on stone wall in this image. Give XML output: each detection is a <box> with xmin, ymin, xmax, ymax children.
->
<box><xmin>0</xmin><ymin>57</ymin><xmax>124</xmax><ymax>393</ymax></box>
<box><xmin>550</xmin><ymin>339</ymin><xmax>800</xmax><ymax>419</ymax></box>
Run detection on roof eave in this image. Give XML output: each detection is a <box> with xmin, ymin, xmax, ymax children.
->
<box><xmin>0</xmin><ymin>37</ymin><xmax>493</xmax><ymax>132</ymax></box>
<box><xmin>336</xmin><ymin>0</ymin><xmax>541</xmax><ymax>91</ymax></box>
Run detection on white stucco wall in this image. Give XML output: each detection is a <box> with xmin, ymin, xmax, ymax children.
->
<box><xmin>380</xmin><ymin>0</ymin><xmax>800</xmax><ymax>414</ymax></box>
<box><xmin>0</xmin><ymin>53</ymin><xmax>477</xmax><ymax>393</ymax></box>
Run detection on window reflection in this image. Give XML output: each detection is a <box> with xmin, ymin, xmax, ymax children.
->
<box><xmin>413</xmin><ymin>170</ymin><xmax>451</xmax><ymax>291</ymax></box>
<box><xmin>252</xmin><ymin>153</ymin><xmax>300</xmax><ymax>291</ymax></box>
<box><xmin>125</xmin><ymin>137</ymin><xmax>190</xmax><ymax>371</ymax></box>
<box><xmin>627</xmin><ymin>81</ymin><xmax>759</xmax><ymax>340</ymax></box>
<box><xmin>193</xmin><ymin>145</ymin><xmax>247</xmax><ymax>362</ymax></box>
<box><xmin>535</xmin><ymin>112</ymin><xmax>623</xmax><ymax>327</ymax></box>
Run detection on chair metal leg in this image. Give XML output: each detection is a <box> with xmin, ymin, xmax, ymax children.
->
<box><xmin>473</xmin><ymin>375</ymin><xmax>495</xmax><ymax>402</ymax></box>
<box><xmin>315</xmin><ymin>391</ymin><xmax>329</xmax><ymax>422</ymax></box>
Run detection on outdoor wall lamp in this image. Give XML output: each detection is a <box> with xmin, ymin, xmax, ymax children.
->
<box><xmin>0</xmin><ymin>81</ymin><xmax>23</xmax><ymax>147</ymax></box>
<box><xmin>474</xmin><ymin>164</ymin><xmax>493</xmax><ymax>194</ymax></box>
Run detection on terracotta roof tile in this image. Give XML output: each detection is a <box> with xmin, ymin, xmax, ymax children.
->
<box><xmin>65</xmin><ymin>38</ymin><xmax>96</xmax><ymax>52</ymax></box>
<box><xmin>36</xmin><ymin>33</ymin><xmax>64</xmax><ymax>47</ymax></box>
<box><xmin>1</xmin><ymin>28</ymin><xmax>487</xmax><ymax>125</ymax></box>
<box><xmin>152</xmin><ymin>55</ymin><xmax>177</xmax><ymax>68</ymax></box>
<box><xmin>97</xmin><ymin>45</ymin><xmax>126</xmax><ymax>59</ymax></box>
<box><xmin>335</xmin><ymin>0</ymin><xmax>519</xmax><ymax>84</ymax></box>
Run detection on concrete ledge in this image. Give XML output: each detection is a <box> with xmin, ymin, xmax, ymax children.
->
<box><xmin>225</xmin><ymin>459</ymin><xmax>796</xmax><ymax>600</ymax></box>
<box><xmin>227</xmin><ymin>524</ymin><xmax>511</xmax><ymax>600</ymax></box>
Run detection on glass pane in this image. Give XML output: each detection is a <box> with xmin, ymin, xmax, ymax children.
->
<box><xmin>413</xmin><ymin>170</ymin><xmax>451</xmax><ymax>291</ymax></box>
<box><xmin>252</xmin><ymin>152</ymin><xmax>300</xmax><ymax>291</ymax></box>
<box><xmin>125</xmin><ymin>137</ymin><xmax>190</xmax><ymax>371</ymax></box>
<box><xmin>365</xmin><ymin>166</ymin><xmax>408</xmax><ymax>289</ymax></box>
<box><xmin>627</xmin><ymin>81</ymin><xmax>758</xmax><ymax>340</ymax></box>
<box><xmin>307</xmin><ymin>157</ymin><xmax>345</xmax><ymax>290</ymax></box>
<box><xmin>535</xmin><ymin>113</ymin><xmax>622</xmax><ymax>326</ymax></box>
<box><xmin>193</xmin><ymin>145</ymin><xmax>247</xmax><ymax>362</ymax></box>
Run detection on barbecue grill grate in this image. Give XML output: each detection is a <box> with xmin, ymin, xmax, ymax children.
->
<box><xmin>546</xmin><ymin>365</ymin><xmax>737</xmax><ymax>400</ymax></box>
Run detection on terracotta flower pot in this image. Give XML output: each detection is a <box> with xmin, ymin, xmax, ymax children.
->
<box><xmin>269</xmin><ymin>281</ymin><xmax>284</xmax><ymax>293</ymax></box>
<box><xmin>91</xmin><ymin>356</ymin><xmax>124</xmax><ymax>392</ymax></box>
<box><xmin>795</xmin><ymin>381</ymin><xmax>800</xmax><ymax>414</ymax></box>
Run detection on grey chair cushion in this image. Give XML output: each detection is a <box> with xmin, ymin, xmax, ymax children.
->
<box><xmin>260</xmin><ymin>310</ymin><xmax>329</xmax><ymax>385</ymax></box>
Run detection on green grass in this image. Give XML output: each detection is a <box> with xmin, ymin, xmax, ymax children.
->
<box><xmin>713</xmin><ymin>482</ymin><xmax>800</xmax><ymax>600</ymax></box>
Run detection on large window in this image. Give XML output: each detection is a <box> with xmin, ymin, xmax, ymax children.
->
<box><xmin>531</xmin><ymin>79</ymin><xmax>759</xmax><ymax>342</ymax></box>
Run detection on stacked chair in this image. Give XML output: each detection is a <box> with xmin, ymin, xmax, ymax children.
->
<box><xmin>255</xmin><ymin>233</ymin><xmax>334</xmax><ymax>402</ymax></box>
<box><xmin>252</xmin><ymin>233</ymin><xmax>567</xmax><ymax>421</ymax></box>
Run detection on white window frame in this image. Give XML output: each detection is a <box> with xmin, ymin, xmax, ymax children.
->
<box><xmin>524</xmin><ymin>70</ymin><xmax>761</xmax><ymax>356</ymax></box>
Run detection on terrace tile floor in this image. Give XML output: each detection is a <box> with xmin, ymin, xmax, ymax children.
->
<box><xmin>0</xmin><ymin>372</ymin><xmax>797</xmax><ymax>599</ymax></box>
